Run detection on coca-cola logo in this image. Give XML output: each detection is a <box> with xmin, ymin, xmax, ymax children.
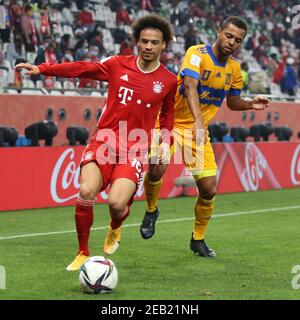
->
<box><xmin>291</xmin><ymin>145</ymin><xmax>300</xmax><ymax>185</ymax></box>
<box><xmin>51</xmin><ymin>148</ymin><xmax>81</xmax><ymax>203</ymax></box>
<box><xmin>243</xmin><ymin>143</ymin><xmax>267</xmax><ymax>191</ymax></box>
<box><xmin>50</xmin><ymin>148</ymin><xmax>144</xmax><ymax>203</ymax></box>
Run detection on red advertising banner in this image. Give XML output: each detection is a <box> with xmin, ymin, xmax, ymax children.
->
<box><xmin>1</xmin><ymin>142</ymin><xmax>299</xmax><ymax>211</ymax></box>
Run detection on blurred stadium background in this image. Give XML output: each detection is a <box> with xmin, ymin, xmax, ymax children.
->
<box><xmin>0</xmin><ymin>0</ymin><xmax>300</xmax><ymax>300</ymax></box>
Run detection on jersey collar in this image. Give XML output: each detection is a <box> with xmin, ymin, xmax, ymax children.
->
<box><xmin>136</xmin><ymin>56</ymin><xmax>161</xmax><ymax>74</ymax></box>
<box><xmin>206</xmin><ymin>44</ymin><xmax>227</xmax><ymax>68</ymax></box>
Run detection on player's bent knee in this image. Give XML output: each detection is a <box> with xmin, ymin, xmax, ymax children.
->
<box><xmin>79</xmin><ymin>183</ymin><xmax>98</xmax><ymax>200</ymax></box>
<box><xmin>108</xmin><ymin>198</ymin><xmax>127</xmax><ymax>214</ymax></box>
<box><xmin>197</xmin><ymin>183</ymin><xmax>216</xmax><ymax>199</ymax></box>
<box><xmin>200</xmin><ymin>188</ymin><xmax>216</xmax><ymax>200</ymax></box>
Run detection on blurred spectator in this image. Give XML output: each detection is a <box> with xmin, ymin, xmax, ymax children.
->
<box><xmin>39</xmin><ymin>4</ymin><xmax>51</xmax><ymax>42</ymax></box>
<box><xmin>281</xmin><ymin>57</ymin><xmax>298</xmax><ymax>97</ymax></box>
<box><xmin>140</xmin><ymin>0</ymin><xmax>153</xmax><ymax>11</ymax></box>
<box><xmin>75</xmin><ymin>0</ymin><xmax>88</xmax><ymax>11</ymax></box>
<box><xmin>184</xmin><ymin>23</ymin><xmax>199</xmax><ymax>51</ymax></box>
<box><xmin>0</xmin><ymin>49</ymin><xmax>11</xmax><ymax>71</ymax></box>
<box><xmin>21</xmin><ymin>4</ymin><xmax>38</xmax><ymax>52</ymax></box>
<box><xmin>61</xmin><ymin>49</ymin><xmax>74</xmax><ymax>63</ymax></box>
<box><xmin>88</xmin><ymin>46</ymin><xmax>100</xmax><ymax>61</ymax></box>
<box><xmin>5</xmin><ymin>34</ymin><xmax>25</xmax><ymax>68</ymax></box>
<box><xmin>267</xmin><ymin>53</ymin><xmax>279</xmax><ymax>82</ymax></box>
<box><xmin>34</xmin><ymin>40</ymin><xmax>60</xmax><ymax>65</ymax></box>
<box><xmin>245</xmin><ymin>31</ymin><xmax>257</xmax><ymax>51</ymax></box>
<box><xmin>119</xmin><ymin>37</ymin><xmax>134</xmax><ymax>55</ymax></box>
<box><xmin>89</xmin><ymin>31</ymin><xmax>104</xmax><ymax>57</ymax></box>
<box><xmin>273</xmin><ymin>58</ymin><xmax>286</xmax><ymax>85</ymax></box>
<box><xmin>74</xmin><ymin>39</ymin><xmax>88</xmax><ymax>61</ymax></box>
<box><xmin>116</xmin><ymin>2</ymin><xmax>132</xmax><ymax>26</ymax></box>
<box><xmin>165</xmin><ymin>52</ymin><xmax>179</xmax><ymax>75</ymax></box>
<box><xmin>49</xmin><ymin>5</ymin><xmax>63</xmax><ymax>26</ymax></box>
<box><xmin>8</xmin><ymin>0</ymin><xmax>24</xmax><ymax>39</ymax></box>
<box><xmin>241</xmin><ymin>62</ymin><xmax>250</xmax><ymax>92</ymax></box>
<box><xmin>77</xmin><ymin>7</ymin><xmax>93</xmax><ymax>27</ymax></box>
<box><xmin>59</xmin><ymin>34</ymin><xmax>71</xmax><ymax>56</ymax></box>
<box><xmin>0</xmin><ymin>50</ymin><xmax>13</xmax><ymax>88</ymax></box>
<box><xmin>34</xmin><ymin>40</ymin><xmax>60</xmax><ymax>88</ymax></box>
<box><xmin>74</xmin><ymin>28</ymin><xmax>85</xmax><ymax>40</ymax></box>
<box><xmin>61</xmin><ymin>0</ymin><xmax>75</xmax><ymax>26</ymax></box>
<box><xmin>0</xmin><ymin>1</ymin><xmax>11</xmax><ymax>43</ymax></box>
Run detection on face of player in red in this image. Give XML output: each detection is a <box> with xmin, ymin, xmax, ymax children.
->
<box><xmin>138</xmin><ymin>28</ymin><xmax>166</xmax><ymax>63</ymax></box>
<box><xmin>216</xmin><ymin>23</ymin><xmax>246</xmax><ymax>57</ymax></box>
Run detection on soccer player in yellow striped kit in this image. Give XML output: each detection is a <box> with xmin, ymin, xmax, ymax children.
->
<box><xmin>140</xmin><ymin>16</ymin><xmax>270</xmax><ymax>257</ymax></box>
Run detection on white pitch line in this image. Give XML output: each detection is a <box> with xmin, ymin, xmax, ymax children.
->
<box><xmin>0</xmin><ymin>205</ymin><xmax>299</xmax><ymax>241</ymax></box>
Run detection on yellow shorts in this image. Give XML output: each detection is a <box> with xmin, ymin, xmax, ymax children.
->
<box><xmin>149</xmin><ymin>126</ymin><xmax>217</xmax><ymax>181</ymax></box>
<box><xmin>172</xmin><ymin>127</ymin><xmax>217</xmax><ymax>180</ymax></box>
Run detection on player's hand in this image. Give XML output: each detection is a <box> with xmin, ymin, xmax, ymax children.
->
<box><xmin>251</xmin><ymin>96</ymin><xmax>270</xmax><ymax>110</ymax></box>
<box><xmin>193</xmin><ymin>120</ymin><xmax>207</xmax><ymax>145</ymax></box>
<box><xmin>158</xmin><ymin>142</ymin><xmax>171</xmax><ymax>164</ymax></box>
<box><xmin>14</xmin><ymin>63</ymin><xmax>40</xmax><ymax>76</ymax></box>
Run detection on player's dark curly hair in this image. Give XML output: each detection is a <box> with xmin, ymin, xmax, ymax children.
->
<box><xmin>220</xmin><ymin>16</ymin><xmax>248</xmax><ymax>35</ymax></box>
<box><xmin>132</xmin><ymin>14</ymin><xmax>174</xmax><ymax>47</ymax></box>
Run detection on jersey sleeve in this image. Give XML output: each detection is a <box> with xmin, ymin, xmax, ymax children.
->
<box><xmin>38</xmin><ymin>56</ymin><xmax>116</xmax><ymax>81</ymax></box>
<box><xmin>228</xmin><ymin>62</ymin><xmax>243</xmax><ymax>96</ymax></box>
<box><xmin>159</xmin><ymin>78</ymin><xmax>177</xmax><ymax>145</ymax></box>
<box><xmin>179</xmin><ymin>46</ymin><xmax>202</xmax><ymax>81</ymax></box>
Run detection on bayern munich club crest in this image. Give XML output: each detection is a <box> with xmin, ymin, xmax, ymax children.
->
<box><xmin>153</xmin><ymin>81</ymin><xmax>164</xmax><ymax>94</ymax></box>
<box><xmin>83</xmin><ymin>151</ymin><xmax>94</xmax><ymax>161</ymax></box>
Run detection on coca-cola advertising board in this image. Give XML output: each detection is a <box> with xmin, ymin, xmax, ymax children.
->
<box><xmin>0</xmin><ymin>142</ymin><xmax>299</xmax><ymax>211</ymax></box>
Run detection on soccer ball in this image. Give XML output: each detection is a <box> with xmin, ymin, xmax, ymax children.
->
<box><xmin>79</xmin><ymin>256</ymin><xmax>118</xmax><ymax>294</ymax></box>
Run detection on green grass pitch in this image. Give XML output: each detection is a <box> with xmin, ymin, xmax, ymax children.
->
<box><xmin>0</xmin><ymin>188</ymin><xmax>299</xmax><ymax>300</ymax></box>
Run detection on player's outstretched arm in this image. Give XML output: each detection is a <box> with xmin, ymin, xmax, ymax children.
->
<box><xmin>16</xmin><ymin>60</ymin><xmax>111</xmax><ymax>81</ymax></box>
<box><xmin>15</xmin><ymin>63</ymin><xmax>40</xmax><ymax>76</ymax></box>
<box><xmin>226</xmin><ymin>94</ymin><xmax>270</xmax><ymax>111</ymax></box>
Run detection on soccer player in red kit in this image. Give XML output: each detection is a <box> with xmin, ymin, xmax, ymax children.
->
<box><xmin>16</xmin><ymin>14</ymin><xmax>177</xmax><ymax>271</ymax></box>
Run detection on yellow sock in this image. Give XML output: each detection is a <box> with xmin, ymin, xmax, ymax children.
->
<box><xmin>193</xmin><ymin>196</ymin><xmax>215</xmax><ymax>240</ymax></box>
<box><xmin>144</xmin><ymin>173</ymin><xmax>162</xmax><ymax>213</ymax></box>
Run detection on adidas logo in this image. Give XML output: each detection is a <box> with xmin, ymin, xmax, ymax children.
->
<box><xmin>120</xmin><ymin>74</ymin><xmax>129</xmax><ymax>81</ymax></box>
<box><xmin>215</xmin><ymin>72</ymin><xmax>221</xmax><ymax>78</ymax></box>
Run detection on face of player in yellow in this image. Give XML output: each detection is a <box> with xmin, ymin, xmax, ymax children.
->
<box><xmin>216</xmin><ymin>23</ymin><xmax>246</xmax><ymax>57</ymax></box>
<box><xmin>138</xmin><ymin>28</ymin><xmax>166</xmax><ymax>63</ymax></box>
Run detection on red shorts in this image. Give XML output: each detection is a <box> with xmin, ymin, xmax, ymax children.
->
<box><xmin>81</xmin><ymin>140</ymin><xmax>144</xmax><ymax>197</ymax></box>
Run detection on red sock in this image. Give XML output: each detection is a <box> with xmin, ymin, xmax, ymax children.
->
<box><xmin>75</xmin><ymin>197</ymin><xmax>94</xmax><ymax>256</ymax></box>
<box><xmin>110</xmin><ymin>206</ymin><xmax>130</xmax><ymax>229</ymax></box>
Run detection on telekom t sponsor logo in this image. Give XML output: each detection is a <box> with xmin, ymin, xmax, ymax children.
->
<box><xmin>291</xmin><ymin>144</ymin><xmax>300</xmax><ymax>185</ymax></box>
<box><xmin>118</xmin><ymin>86</ymin><xmax>134</xmax><ymax>105</ymax></box>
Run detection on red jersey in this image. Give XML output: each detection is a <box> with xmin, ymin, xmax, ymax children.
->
<box><xmin>38</xmin><ymin>56</ymin><xmax>177</xmax><ymax>161</ymax></box>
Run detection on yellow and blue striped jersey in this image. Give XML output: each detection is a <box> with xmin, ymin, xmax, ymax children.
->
<box><xmin>174</xmin><ymin>44</ymin><xmax>243</xmax><ymax>127</ymax></box>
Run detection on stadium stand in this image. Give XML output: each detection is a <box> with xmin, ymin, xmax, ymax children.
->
<box><xmin>0</xmin><ymin>0</ymin><xmax>299</xmax><ymax>99</ymax></box>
